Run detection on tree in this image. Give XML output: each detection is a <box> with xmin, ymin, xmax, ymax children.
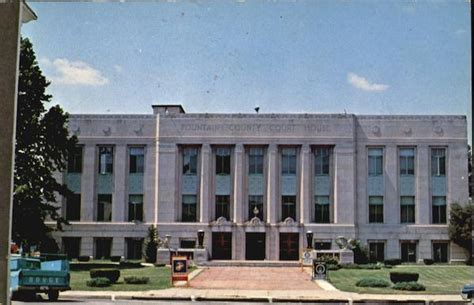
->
<box><xmin>144</xmin><ymin>225</ymin><xmax>158</xmax><ymax>263</ymax></box>
<box><xmin>12</xmin><ymin>38</ymin><xmax>77</xmax><ymax>252</ymax></box>
<box><xmin>448</xmin><ymin>202</ymin><xmax>473</xmax><ymax>264</ymax></box>
<box><xmin>468</xmin><ymin>145</ymin><xmax>473</xmax><ymax>198</ymax></box>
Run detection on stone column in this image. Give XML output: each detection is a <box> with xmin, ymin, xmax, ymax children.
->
<box><xmin>144</xmin><ymin>142</ymin><xmax>157</xmax><ymax>223</ymax></box>
<box><xmin>386</xmin><ymin>239</ymin><xmax>399</xmax><ymax>259</ymax></box>
<box><xmin>81</xmin><ymin>144</ymin><xmax>96</xmax><ymax>221</ymax></box>
<box><xmin>200</xmin><ymin>144</ymin><xmax>211</xmax><ymax>223</ymax></box>
<box><xmin>233</xmin><ymin>144</ymin><xmax>244</xmax><ymax>224</ymax></box>
<box><xmin>417</xmin><ymin>239</ymin><xmax>431</xmax><ymax>263</ymax></box>
<box><xmin>333</xmin><ymin>144</ymin><xmax>355</xmax><ymax>224</ymax></box>
<box><xmin>447</xmin><ymin>143</ymin><xmax>469</xmax><ymax>205</ymax></box>
<box><xmin>416</xmin><ymin>145</ymin><xmax>430</xmax><ymax>224</ymax></box>
<box><xmin>113</xmin><ymin>144</ymin><xmax>127</xmax><ymax>222</ymax></box>
<box><xmin>112</xmin><ymin>237</ymin><xmax>125</xmax><ymax>257</ymax></box>
<box><xmin>300</xmin><ymin>144</ymin><xmax>311</xmax><ymax>224</ymax></box>
<box><xmin>267</xmin><ymin>144</ymin><xmax>278</xmax><ymax>224</ymax></box>
<box><xmin>385</xmin><ymin>144</ymin><xmax>399</xmax><ymax>224</ymax></box>
<box><xmin>156</xmin><ymin>142</ymin><xmax>177</xmax><ymax>222</ymax></box>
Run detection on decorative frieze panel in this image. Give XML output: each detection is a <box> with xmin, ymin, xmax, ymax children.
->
<box><xmin>66</xmin><ymin>173</ymin><xmax>82</xmax><ymax>194</ymax></box>
<box><xmin>96</xmin><ymin>174</ymin><xmax>114</xmax><ymax>194</ymax></box>
<box><xmin>182</xmin><ymin>175</ymin><xmax>198</xmax><ymax>195</ymax></box>
<box><xmin>400</xmin><ymin>176</ymin><xmax>416</xmax><ymax>196</ymax></box>
<box><xmin>215</xmin><ymin>175</ymin><xmax>231</xmax><ymax>195</ymax></box>
<box><xmin>367</xmin><ymin>176</ymin><xmax>384</xmax><ymax>196</ymax></box>
<box><xmin>128</xmin><ymin>173</ymin><xmax>144</xmax><ymax>194</ymax></box>
<box><xmin>314</xmin><ymin>176</ymin><xmax>331</xmax><ymax>196</ymax></box>
<box><xmin>431</xmin><ymin>176</ymin><xmax>446</xmax><ymax>196</ymax></box>
<box><xmin>248</xmin><ymin>175</ymin><xmax>264</xmax><ymax>195</ymax></box>
<box><xmin>281</xmin><ymin>175</ymin><xmax>297</xmax><ymax>196</ymax></box>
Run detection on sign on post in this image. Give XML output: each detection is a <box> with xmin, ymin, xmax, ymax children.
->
<box><xmin>312</xmin><ymin>260</ymin><xmax>327</xmax><ymax>280</ymax></box>
<box><xmin>171</xmin><ymin>255</ymin><xmax>189</xmax><ymax>286</ymax></box>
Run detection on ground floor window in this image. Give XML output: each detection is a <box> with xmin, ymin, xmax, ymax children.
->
<box><xmin>97</xmin><ymin>194</ymin><xmax>112</xmax><ymax>222</ymax></box>
<box><xmin>432</xmin><ymin>242</ymin><xmax>448</xmax><ymax>263</ymax></box>
<box><xmin>95</xmin><ymin>238</ymin><xmax>112</xmax><ymax>259</ymax></box>
<box><xmin>180</xmin><ymin>239</ymin><xmax>196</xmax><ymax>249</ymax></box>
<box><xmin>369</xmin><ymin>242</ymin><xmax>385</xmax><ymax>262</ymax></box>
<box><xmin>401</xmin><ymin>241</ymin><xmax>417</xmax><ymax>263</ymax></box>
<box><xmin>128</xmin><ymin>194</ymin><xmax>143</xmax><ymax>222</ymax></box>
<box><xmin>282</xmin><ymin>195</ymin><xmax>296</xmax><ymax>221</ymax></box>
<box><xmin>126</xmin><ymin>238</ymin><xmax>143</xmax><ymax>260</ymax></box>
<box><xmin>66</xmin><ymin>193</ymin><xmax>81</xmax><ymax>221</ymax></box>
<box><xmin>248</xmin><ymin>195</ymin><xmax>264</xmax><ymax>221</ymax></box>
<box><xmin>215</xmin><ymin>195</ymin><xmax>230</xmax><ymax>220</ymax></box>
<box><xmin>314</xmin><ymin>241</ymin><xmax>331</xmax><ymax>250</ymax></box>
<box><xmin>182</xmin><ymin>195</ymin><xmax>197</xmax><ymax>222</ymax></box>
<box><xmin>62</xmin><ymin>237</ymin><xmax>81</xmax><ymax>259</ymax></box>
<box><xmin>432</xmin><ymin>196</ymin><xmax>447</xmax><ymax>224</ymax></box>
<box><xmin>314</xmin><ymin>196</ymin><xmax>330</xmax><ymax>223</ymax></box>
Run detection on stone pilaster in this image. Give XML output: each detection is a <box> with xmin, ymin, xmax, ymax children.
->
<box><xmin>113</xmin><ymin>144</ymin><xmax>127</xmax><ymax>222</ymax></box>
<box><xmin>80</xmin><ymin>237</ymin><xmax>94</xmax><ymax>257</ymax></box>
<box><xmin>300</xmin><ymin>144</ymin><xmax>311</xmax><ymax>224</ymax></box>
<box><xmin>266</xmin><ymin>144</ymin><xmax>278</xmax><ymax>224</ymax></box>
<box><xmin>417</xmin><ymin>239</ymin><xmax>431</xmax><ymax>263</ymax></box>
<box><xmin>156</xmin><ymin>142</ymin><xmax>177</xmax><ymax>222</ymax></box>
<box><xmin>81</xmin><ymin>145</ymin><xmax>96</xmax><ymax>221</ymax></box>
<box><xmin>112</xmin><ymin>237</ymin><xmax>125</xmax><ymax>257</ymax></box>
<box><xmin>386</xmin><ymin>238</ymin><xmax>399</xmax><ymax>259</ymax></box>
<box><xmin>200</xmin><ymin>144</ymin><xmax>211</xmax><ymax>223</ymax></box>
<box><xmin>144</xmin><ymin>142</ymin><xmax>157</xmax><ymax>223</ymax></box>
<box><xmin>416</xmin><ymin>145</ymin><xmax>430</xmax><ymax>224</ymax></box>
<box><xmin>333</xmin><ymin>144</ymin><xmax>355</xmax><ymax>224</ymax></box>
<box><xmin>385</xmin><ymin>144</ymin><xmax>399</xmax><ymax>224</ymax></box>
<box><xmin>447</xmin><ymin>144</ymin><xmax>469</xmax><ymax>206</ymax></box>
<box><xmin>233</xmin><ymin>144</ymin><xmax>244</xmax><ymax>224</ymax></box>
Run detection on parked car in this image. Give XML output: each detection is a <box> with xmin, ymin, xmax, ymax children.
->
<box><xmin>10</xmin><ymin>254</ymin><xmax>71</xmax><ymax>301</ymax></box>
<box><xmin>461</xmin><ymin>283</ymin><xmax>474</xmax><ymax>300</ymax></box>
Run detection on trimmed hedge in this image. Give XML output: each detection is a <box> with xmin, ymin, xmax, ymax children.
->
<box><xmin>77</xmin><ymin>256</ymin><xmax>91</xmax><ymax>262</ymax></box>
<box><xmin>423</xmin><ymin>259</ymin><xmax>434</xmax><ymax>265</ymax></box>
<box><xmin>86</xmin><ymin>277</ymin><xmax>111</xmax><ymax>287</ymax></box>
<box><xmin>110</xmin><ymin>256</ymin><xmax>122</xmax><ymax>262</ymax></box>
<box><xmin>119</xmin><ymin>261</ymin><xmax>143</xmax><ymax>269</ymax></box>
<box><xmin>389</xmin><ymin>272</ymin><xmax>419</xmax><ymax>283</ymax></box>
<box><xmin>90</xmin><ymin>268</ymin><xmax>121</xmax><ymax>283</ymax></box>
<box><xmin>124</xmin><ymin>276</ymin><xmax>150</xmax><ymax>284</ymax></box>
<box><xmin>393</xmin><ymin>281</ymin><xmax>426</xmax><ymax>291</ymax></box>
<box><xmin>340</xmin><ymin>263</ymin><xmax>382</xmax><ymax>270</ymax></box>
<box><xmin>356</xmin><ymin>278</ymin><xmax>391</xmax><ymax>287</ymax></box>
<box><xmin>327</xmin><ymin>264</ymin><xmax>341</xmax><ymax>271</ymax></box>
<box><xmin>384</xmin><ymin>259</ymin><xmax>402</xmax><ymax>266</ymax></box>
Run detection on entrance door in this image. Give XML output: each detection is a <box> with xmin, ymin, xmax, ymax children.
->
<box><xmin>279</xmin><ymin>233</ymin><xmax>299</xmax><ymax>260</ymax></box>
<box><xmin>212</xmin><ymin>232</ymin><xmax>232</xmax><ymax>260</ymax></box>
<box><xmin>246</xmin><ymin>233</ymin><xmax>265</xmax><ymax>260</ymax></box>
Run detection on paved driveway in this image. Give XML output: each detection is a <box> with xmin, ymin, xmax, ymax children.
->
<box><xmin>189</xmin><ymin>267</ymin><xmax>321</xmax><ymax>290</ymax></box>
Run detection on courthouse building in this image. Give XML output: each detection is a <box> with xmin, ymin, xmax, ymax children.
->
<box><xmin>55</xmin><ymin>105</ymin><xmax>469</xmax><ymax>263</ymax></box>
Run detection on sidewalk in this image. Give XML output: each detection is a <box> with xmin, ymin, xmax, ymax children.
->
<box><xmin>61</xmin><ymin>287</ymin><xmax>468</xmax><ymax>303</ymax></box>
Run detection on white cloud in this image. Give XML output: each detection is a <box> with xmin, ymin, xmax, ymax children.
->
<box><xmin>347</xmin><ymin>72</ymin><xmax>389</xmax><ymax>92</ymax></box>
<box><xmin>45</xmin><ymin>58</ymin><xmax>109</xmax><ymax>86</ymax></box>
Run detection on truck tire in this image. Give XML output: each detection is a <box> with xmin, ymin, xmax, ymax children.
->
<box><xmin>48</xmin><ymin>290</ymin><xmax>59</xmax><ymax>301</ymax></box>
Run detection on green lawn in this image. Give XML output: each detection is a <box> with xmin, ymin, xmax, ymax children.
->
<box><xmin>328</xmin><ymin>265</ymin><xmax>473</xmax><ymax>294</ymax></box>
<box><xmin>70</xmin><ymin>266</ymin><xmax>172</xmax><ymax>291</ymax></box>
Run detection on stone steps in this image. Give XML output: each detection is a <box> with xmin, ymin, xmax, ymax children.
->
<box><xmin>199</xmin><ymin>260</ymin><xmax>301</xmax><ymax>267</ymax></box>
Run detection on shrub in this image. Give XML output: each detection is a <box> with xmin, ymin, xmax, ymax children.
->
<box><xmin>144</xmin><ymin>225</ymin><xmax>158</xmax><ymax>263</ymax></box>
<box><xmin>110</xmin><ymin>256</ymin><xmax>122</xmax><ymax>262</ymax></box>
<box><xmin>356</xmin><ymin>278</ymin><xmax>390</xmax><ymax>287</ymax></box>
<box><xmin>341</xmin><ymin>263</ymin><xmax>359</xmax><ymax>269</ymax></box>
<box><xmin>124</xmin><ymin>276</ymin><xmax>150</xmax><ymax>284</ymax></box>
<box><xmin>326</xmin><ymin>264</ymin><xmax>341</xmax><ymax>271</ymax></box>
<box><xmin>317</xmin><ymin>255</ymin><xmax>339</xmax><ymax>265</ymax></box>
<box><xmin>119</xmin><ymin>261</ymin><xmax>143</xmax><ymax>269</ymax></box>
<box><xmin>423</xmin><ymin>259</ymin><xmax>434</xmax><ymax>265</ymax></box>
<box><xmin>393</xmin><ymin>281</ymin><xmax>426</xmax><ymax>291</ymax></box>
<box><xmin>359</xmin><ymin>263</ymin><xmax>382</xmax><ymax>270</ymax></box>
<box><xmin>77</xmin><ymin>256</ymin><xmax>90</xmax><ymax>262</ymax></box>
<box><xmin>86</xmin><ymin>277</ymin><xmax>111</xmax><ymax>287</ymax></box>
<box><xmin>90</xmin><ymin>268</ymin><xmax>121</xmax><ymax>283</ymax></box>
<box><xmin>389</xmin><ymin>272</ymin><xmax>419</xmax><ymax>283</ymax></box>
<box><xmin>384</xmin><ymin>259</ymin><xmax>402</xmax><ymax>266</ymax></box>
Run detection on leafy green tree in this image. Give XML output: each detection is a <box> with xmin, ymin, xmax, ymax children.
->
<box><xmin>144</xmin><ymin>225</ymin><xmax>158</xmax><ymax>263</ymax></box>
<box><xmin>12</xmin><ymin>38</ymin><xmax>77</xmax><ymax>252</ymax></box>
<box><xmin>448</xmin><ymin>202</ymin><xmax>473</xmax><ymax>264</ymax></box>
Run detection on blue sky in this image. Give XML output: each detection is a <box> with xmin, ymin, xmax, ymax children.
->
<box><xmin>22</xmin><ymin>0</ymin><xmax>471</xmax><ymax>140</ymax></box>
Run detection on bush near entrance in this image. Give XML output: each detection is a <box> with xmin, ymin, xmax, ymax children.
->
<box><xmin>356</xmin><ymin>278</ymin><xmax>390</xmax><ymax>287</ymax></box>
<box><xmin>389</xmin><ymin>272</ymin><xmax>419</xmax><ymax>283</ymax></box>
<box><xmin>124</xmin><ymin>276</ymin><xmax>150</xmax><ymax>284</ymax></box>
<box><xmin>90</xmin><ymin>268</ymin><xmax>121</xmax><ymax>283</ymax></box>
<box><xmin>393</xmin><ymin>281</ymin><xmax>426</xmax><ymax>291</ymax></box>
<box><xmin>86</xmin><ymin>277</ymin><xmax>111</xmax><ymax>287</ymax></box>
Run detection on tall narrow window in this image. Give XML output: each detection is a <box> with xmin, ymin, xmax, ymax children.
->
<box><xmin>248</xmin><ymin>195</ymin><xmax>264</xmax><ymax>220</ymax></box>
<box><xmin>98</xmin><ymin>146</ymin><xmax>113</xmax><ymax>174</ymax></box>
<box><xmin>432</xmin><ymin>242</ymin><xmax>448</xmax><ymax>263</ymax></box>
<box><xmin>182</xmin><ymin>195</ymin><xmax>197</xmax><ymax>222</ymax></box>
<box><xmin>401</xmin><ymin>241</ymin><xmax>417</xmax><ymax>263</ymax></box>
<box><xmin>369</xmin><ymin>242</ymin><xmax>385</xmax><ymax>263</ymax></box>
<box><xmin>95</xmin><ymin>238</ymin><xmax>112</xmax><ymax>259</ymax></box>
<box><xmin>281</xmin><ymin>147</ymin><xmax>297</xmax><ymax>175</ymax></box>
<box><xmin>400</xmin><ymin>148</ymin><xmax>415</xmax><ymax>176</ymax></box>
<box><xmin>129</xmin><ymin>147</ymin><xmax>144</xmax><ymax>173</ymax></box>
<box><xmin>126</xmin><ymin>238</ymin><xmax>143</xmax><ymax>260</ymax></box>
<box><xmin>215</xmin><ymin>195</ymin><xmax>230</xmax><ymax>220</ymax></box>
<box><xmin>314</xmin><ymin>147</ymin><xmax>330</xmax><ymax>175</ymax></box>
<box><xmin>431</xmin><ymin>148</ymin><xmax>446</xmax><ymax>176</ymax></box>
<box><xmin>97</xmin><ymin>194</ymin><xmax>112</xmax><ymax>221</ymax></box>
<box><xmin>400</xmin><ymin>196</ymin><xmax>415</xmax><ymax>223</ymax></box>
<box><xmin>314</xmin><ymin>196</ymin><xmax>330</xmax><ymax>223</ymax></box>
<box><xmin>368</xmin><ymin>148</ymin><xmax>383</xmax><ymax>176</ymax></box>
<box><xmin>183</xmin><ymin>147</ymin><xmax>198</xmax><ymax>175</ymax></box>
<box><xmin>282</xmin><ymin>195</ymin><xmax>296</xmax><ymax>220</ymax></box>
<box><xmin>66</xmin><ymin>193</ymin><xmax>81</xmax><ymax>221</ymax></box>
<box><xmin>248</xmin><ymin>147</ymin><xmax>264</xmax><ymax>175</ymax></box>
<box><xmin>432</xmin><ymin>196</ymin><xmax>447</xmax><ymax>224</ymax></box>
<box><xmin>216</xmin><ymin>148</ymin><xmax>231</xmax><ymax>175</ymax></box>
<box><xmin>68</xmin><ymin>146</ymin><xmax>83</xmax><ymax>173</ymax></box>
<box><xmin>128</xmin><ymin>194</ymin><xmax>143</xmax><ymax>222</ymax></box>
<box><xmin>369</xmin><ymin>196</ymin><xmax>384</xmax><ymax>223</ymax></box>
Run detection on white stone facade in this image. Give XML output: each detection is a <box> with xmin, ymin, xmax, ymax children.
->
<box><xmin>54</xmin><ymin>105</ymin><xmax>469</xmax><ymax>263</ymax></box>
